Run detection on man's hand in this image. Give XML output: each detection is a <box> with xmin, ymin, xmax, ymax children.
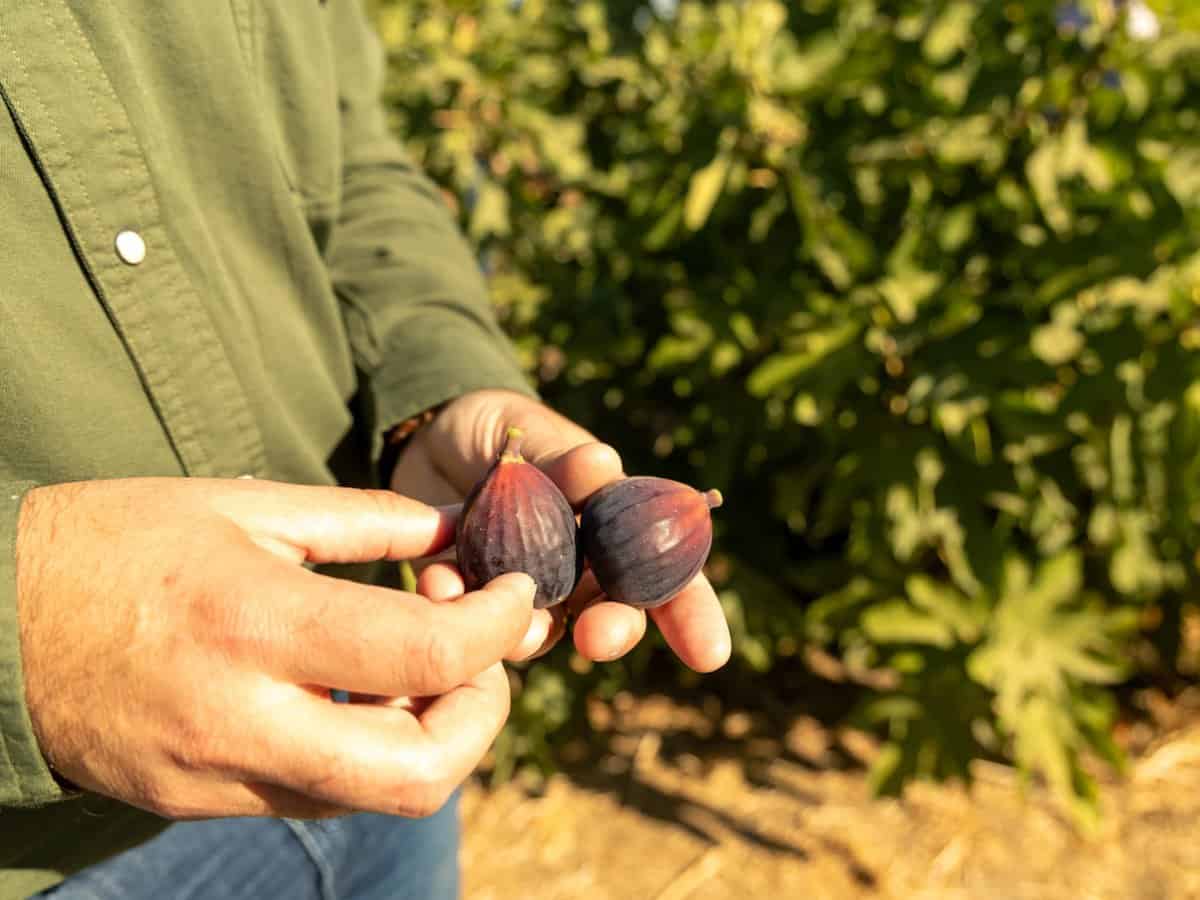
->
<box><xmin>389</xmin><ymin>389</ymin><xmax>731</xmax><ymax>672</ymax></box>
<box><xmin>15</xmin><ymin>478</ymin><xmax>536</xmax><ymax>821</ymax></box>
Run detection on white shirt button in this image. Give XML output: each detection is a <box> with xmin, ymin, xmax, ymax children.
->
<box><xmin>115</xmin><ymin>230</ymin><xmax>146</xmax><ymax>265</ymax></box>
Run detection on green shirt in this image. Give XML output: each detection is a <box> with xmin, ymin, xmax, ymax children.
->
<box><xmin>0</xmin><ymin>2</ymin><xmax>531</xmax><ymax>895</ymax></box>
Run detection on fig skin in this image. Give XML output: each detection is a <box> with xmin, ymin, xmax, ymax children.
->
<box><xmin>579</xmin><ymin>476</ymin><xmax>723</xmax><ymax>610</ymax></box>
<box><xmin>455</xmin><ymin>427</ymin><xmax>581</xmax><ymax>610</ymax></box>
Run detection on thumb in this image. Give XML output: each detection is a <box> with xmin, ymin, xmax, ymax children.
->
<box><xmin>491</xmin><ymin>415</ymin><xmax>623</xmax><ymax>506</ymax></box>
<box><xmin>210</xmin><ymin>479</ymin><xmax>459</xmax><ymax>565</ymax></box>
<box><xmin>427</xmin><ymin>392</ymin><xmax>600</xmax><ymax>494</ymax></box>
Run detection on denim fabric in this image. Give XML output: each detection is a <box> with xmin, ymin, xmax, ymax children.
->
<box><xmin>32</xmin><ymin>797</ymin><xmax>460</xmax><ymax>900</ymax></box>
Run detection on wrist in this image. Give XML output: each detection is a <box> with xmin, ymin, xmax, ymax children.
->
<box><xmin>378</xmin><ymin>402</ymin><xmax>446</xmax><ymax>487</ymax></box>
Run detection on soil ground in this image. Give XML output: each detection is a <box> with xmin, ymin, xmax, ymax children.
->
<box><xmin>460</xmin><ymin>682</ymin><xmax>1200</xmax><ymax>900</ymax></box>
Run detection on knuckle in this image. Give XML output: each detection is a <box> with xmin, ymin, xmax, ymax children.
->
<box><xmin>183</xmin><ymin>577</ymin><xmax>235</xmax><ymax>637</ymax></box>
<box><xmin>396</xmin><ymin>778</ymin><xmax>452</xmax><ymax>820</ymax></box>
<box><xmin>375</xmin><ymin>754</ymin><xmax>452</xmax><ymax>819</ymax></box>
<box><xmin>137</xmin><ymin>777</ymin><xmax>173</xmax><ymax>817</ymax></box>
<box><xmin>328</xmin><ymin>751</ymin><xmax>452</xmax><ymax>817</ymax></box>
<box><xmin>359</xmin><ymin>489</ymin><xmax>419</xmax><ymax>557</ymax></box>
<box><xmin>400</xmin><ymin>793</ymin><xmax>448</xmax><ymax>820</ymax></box>
<box><xmin>360</xmin><ymin>487</ymin><xmax>404</xmax><ymax>512</ymax></box>
<box><xmin>140</xmin><ymin>776</ymin><xmax>204</xmax><ymax>821</ymax></box>
<box><xmin>164</xmin><ymin>711</ymin><xmax>231</xmax><ymax>775</ymax></box>
<box><xmin>153</xmin><ymin>798</ymin><xmax>208</xmax><ymax>821</ymax></box>
<box><xmin>361</xmin><ymin>488</ymin><xmax>412</xmax><ymax>528</ymax></box>
<box><xmin>294</xmin><ymin>745</ymin><xmax>372</xmax><ymax>809</ymax></box>
<box><xmin>182</xmin><ymin>574</ymin><xmax>277</xmax><ymax>666</ymax></box>
<box><xmin>414</xmin><ymin>629</ymin><xmax>466</xmax><ymax>691</ymax></box>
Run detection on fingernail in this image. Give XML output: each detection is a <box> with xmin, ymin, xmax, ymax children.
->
<box><xmin>522</xmin><ymin>616</ymin><xmax>549</xmax><ymax>652</ymax></box>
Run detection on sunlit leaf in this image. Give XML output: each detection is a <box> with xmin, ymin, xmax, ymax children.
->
<box><xmin>746</xmin><ymin>320</ymin><xmax>861</xmax><ymax>395</ymax></box>
<box><xmin>684</xmin><ymin>150</ymin><xmax>733</xmax><ymax>230</ymax></box>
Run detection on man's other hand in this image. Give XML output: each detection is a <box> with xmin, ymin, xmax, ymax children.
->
<box><xmin>15</xmin><ymin>478</ymin><xmax>535</xmax><ymax>821</ymax></box>
<box><xmin>390</xmin><ymin>389</ymin><xmax>731</xmax><ymax>673</ymax></box>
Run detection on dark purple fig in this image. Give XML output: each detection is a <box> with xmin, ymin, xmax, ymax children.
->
<box><xmin>455</xmin><ymin>427</ymin><xmax>581</xmax><ymax>609</ymax></box>
<box><xmin>579</xmin><ymin>476</ymin><xmax>723</xmax><ymax>609</ymax></box>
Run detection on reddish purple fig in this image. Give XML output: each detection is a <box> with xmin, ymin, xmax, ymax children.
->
<box><xmin>455</xmin><ymin>427</ymin><xmax>581</xmax><ymax>609</ymax></box>
<box><xmin>579</xmin><ymin>476</ymin><xmax>723</xmax><ymax>609</ymax></box>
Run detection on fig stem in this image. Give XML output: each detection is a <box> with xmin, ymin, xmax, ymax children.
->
<box><xmin>500</xmin><ymin>426</ymin><xmax>525</xmax><ymax>462</ymax></box>
<box><xmin>704</xmin><ymin>489</ymin><xmax>724</xmax><ymax>509</ymax></box>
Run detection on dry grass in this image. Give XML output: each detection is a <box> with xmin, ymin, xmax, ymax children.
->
<box><xmin>462</xmin><ymin>691</ymin><xmax>1200</xmax><ymax>900</ymax></box>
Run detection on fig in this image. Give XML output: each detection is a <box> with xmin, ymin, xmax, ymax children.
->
<box><xmin>455</xmin><ymin>427</ymin><xmax>581</xmax><ymax>609</ymax></box>
<box><xmin>579</xmin><ymin>476</ymin><xmax>723</xmax><ymax>609</ymax></box>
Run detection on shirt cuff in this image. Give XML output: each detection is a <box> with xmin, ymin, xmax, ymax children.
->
<box><xmin>0</xmin><ymin>482</ymin><xmax>72</xmax><ymax>807</ymax></box>
<box><xmin>366</xmin><ymin>314</ymin><xmax>539</xmax><ymax>464</ymax></box>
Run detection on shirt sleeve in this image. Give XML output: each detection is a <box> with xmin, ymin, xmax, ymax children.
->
<box><xmin>0</xmin><ymin>482</ymin><xmax>70</xmax><ymax>807</ymax></box>
<box><xmin>325</xmin><ymin>1</ymin><xmax>537</xmax><ymax>459</ymax></box>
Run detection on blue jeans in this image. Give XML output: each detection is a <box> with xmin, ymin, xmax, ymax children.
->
<box><xmin>33</xmin><ymin>798</ymin><xmax>460</xmax><ymax>900</ymax></box>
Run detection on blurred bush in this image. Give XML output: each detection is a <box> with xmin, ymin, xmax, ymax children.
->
<box><xmin>371</xmin><ymin>0</ymin><xmax>1200</xmax><ymax>824</ymax></box>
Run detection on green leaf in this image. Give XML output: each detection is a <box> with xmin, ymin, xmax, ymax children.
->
<box><xmin>648</xmin><ymin>314</ymin><xmax>715</xmax><ymax>370</ymax></box>
<box><xmin>643</xmin><ymin>204</ymin><xmax>683</xmax><ymax>251</ymax></box>
<box><xmin>1164</xmin><ymin>147</ymin><xmax>1200</xmax><ymax>207</ymax></box>
<box><xmin>923</xmin><ymin>3</ymin><xmax>974</xmax><ymax>64</ymax></box>
<box><xmin>811</xmin><ymin>242</ymin><xmax>852</xmax><ymax>289</ymax></box>
<box><xmin>469</xmin><ymin>180</ymin><xmax>511</xmax><ymax>239</ymax></box>
<box><xmin>938</xmin><ymin>205</ymin><xmax>975</xmax><ymax>252</ymax></box>
<box><xmin>906</xmin><ymin>575</ymin><xmax>986</xmax><ymax>643</ymax></box>
<box><xmin>774</xmin><ymin>34</ymin><xmax>845</xmax><ymax>94</ymax></box>
<box><xmin>935</xmin><ymin>114</ymin><xmax>1006</xmax><ymax>170</ymax></box>
<box><xmin>967</xmin><ymin>552</ymin><xmax>1128</xmax><ymax>826</ymax></box>
<box><xmin>862</xmin><ymin>599</ymin><xmax>955</xmax><ymax>647</ymax></box>
<box><xmin>1031</xmin><ymin>321</ymin><xmax>1084</xmax><ymax>366</ymax></box>
<box><xmin>746</xmin><ymin>320</ymin><xmax>861</xmax><ymax>395</ymax></box>
<box><xmin>867</xmin><ymin>743</ymin><xmax>905</xmax><ymax>796</ymax></box>
<box><xmin>878</xmin><ymin>270</ymin><xmax>943</xmax><ymax>324</ymax></box>
<box><xmin>1145</xmin><ymin>1</ymin><xmax>1200</xmax><ymax>32</ymax></box>
<box><xmin>684</xmin><ymin>150</ymin><xmax>733</xmax><ymax>231</ymax></box>
<box><xmin>1027</xmin><ymin>140</ymin><xmax>1071</xmax><ymax>234</ymax></box>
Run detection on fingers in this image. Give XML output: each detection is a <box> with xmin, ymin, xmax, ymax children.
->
<box><xmin>259</xmin><ymin>560</ymin><xmax>535</xmax><ymax>696</ymax></box>
<box><xmin>403</xmin><ymin>537</ymin><xmax>729</xmax><ymax>673</ymax></box>
<box><xmin>539</xmin><ymin>442</ymin><xmax>624</xmax><ymax>508</ymax></box>
<box><xmin>565</xmin><ymin>569</ymin><xmax>729</xmax><ymax>670</ymax></box>
<box><xmin>648</xmin><ymin>573</ymin><xmax>731</xmax><ymax>673</ymax></box>
<box><xmin>255</xmin><ymin>664</ymin><xmax>512</xmax><ymax>817</ymax></box>
<box><xmin>415</xmin><ymin>561</ymin><xmax>467</xmax><ymax>602</ymax></box>
<box><xmin>408</xmin><ymin>560</ymin><xmax>727</xmax><ymax>670</ymax></box>
<box><xmin>572</xmin><ymin>600</ymin><xmax>647</xmax><ymax>662</ymax></box>
<box><xmin>211</xmin><ymin>481</ymin><xmax>458</xmax><ymax>565</ymax></box>
<box><xmin>417</xmin><ymin>562</ymin><xmax>561</xmax><ymax>661</ymax></box>
<box><xmin>508</xmin><ymin>604</ymin><xmax>564</xmax><ymax>661</ymax></box>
